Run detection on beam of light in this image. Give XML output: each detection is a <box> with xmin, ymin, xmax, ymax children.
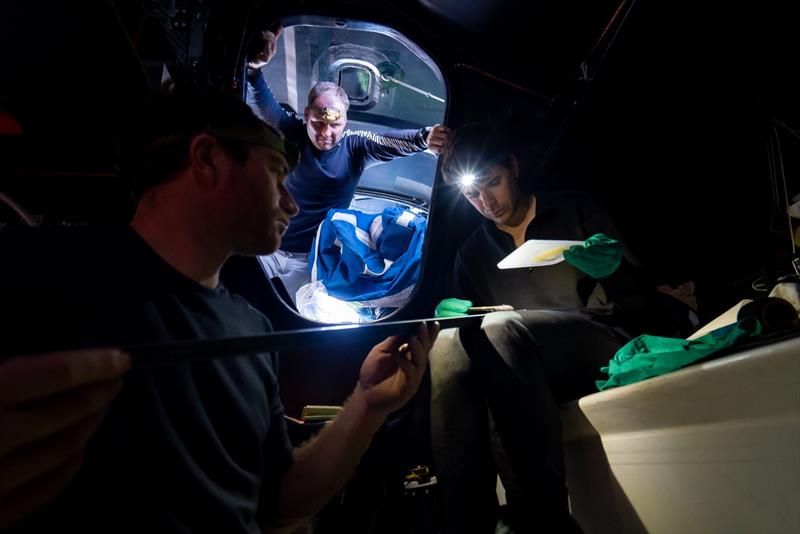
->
<box><xmin>459</xmin><ymin>173</ymin><xmax>477</xmax><ymax>186</ymax></box>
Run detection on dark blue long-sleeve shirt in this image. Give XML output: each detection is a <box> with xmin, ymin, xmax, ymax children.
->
<box><xmin>246</xmin><ymin>71</ymin><xmax>430</xmax><ymax>252</ymax></box>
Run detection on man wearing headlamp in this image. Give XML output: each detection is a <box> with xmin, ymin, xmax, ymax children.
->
<box><xmin>246</xmin><ymin>28</ymin><xmax>450</xmax><ymax>302</ymax></box>
<box><xmin>429</xmin><ymin>121</ymin><xmax>695</xmax><ymax>533</ymax></box>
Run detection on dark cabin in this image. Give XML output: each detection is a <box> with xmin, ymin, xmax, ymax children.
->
<box><xmin>1</xmin><ymin>1</ymin><xmax>798</xmax><ymax>532</ymax></box>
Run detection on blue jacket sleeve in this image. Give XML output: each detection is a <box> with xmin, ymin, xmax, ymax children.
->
<box><xmin>344</xmin><ymin>128</ymin><xmax>430</xmax><ymax>167</ymax></box>
<box><xmin>245</xmin><ymin>68</ymin><xmax>306</xmax><ymax>143</ymax></box>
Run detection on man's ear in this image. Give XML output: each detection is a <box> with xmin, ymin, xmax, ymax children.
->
<box><xmin>188</xmin><ymin>133</ymin><xmax>220</xmax><ymax>191</ymax></box>
<box><xmin>303</xmin><ymin>107</ymin><xmax>311</xmax><ymax>122</ymax></box>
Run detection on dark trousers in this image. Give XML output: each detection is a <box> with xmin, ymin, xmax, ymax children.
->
<box><xmin>429</xmin><ymin>310</ymin><xmax>625</xmax><ymax>533</ymax></box>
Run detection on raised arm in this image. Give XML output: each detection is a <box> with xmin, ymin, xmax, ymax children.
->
<box><xmin>425</xmin><ymin>124</ymin><xmax>450</xmax><ymax>155</ymax></box>
<box><xmin>245</xmin><ymin>28</ymin><xmax>305</xmax><ymax>141</ymax></box>
<box><xmin>347</xmin><ymin>123</ymin><xmax>450</xmax><ymax>165</ymax></box>
<box><xmin>264</xmin><ymin>322</ymin><xmax>439</xmax><ymax>533</ymax></box>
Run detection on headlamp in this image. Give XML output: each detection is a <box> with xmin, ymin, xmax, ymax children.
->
<box><xmin>458</xmin><ymin>173</ymin><xmax>477</xmax><ymax>187</ymax></box>
<box><xmin>310</xmin><ymin>106</ymin><xmax>344</xmax><ymax>123</ymax></box>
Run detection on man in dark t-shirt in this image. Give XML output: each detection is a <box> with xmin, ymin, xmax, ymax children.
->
<box><xmin>429</xmin><ymin>122</ymin><xmax>689</xmax><ymax>533</ymax></box>
<box><xmin>0</xmin><ymin>86</ymin><xmax>439</xmax><ymax>532</ymax></box>
<box><xmin>2</xmin><ymin>226</ymin><xmax>293</xmax><ymax>533</ymax></box>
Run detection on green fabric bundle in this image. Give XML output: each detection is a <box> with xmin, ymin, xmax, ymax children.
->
<box><xmin>596</xmin><ymin>319</ymin><xmax>761</xmax><ymax>391</ymax></box>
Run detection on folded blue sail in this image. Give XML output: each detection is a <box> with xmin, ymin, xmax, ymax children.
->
<box><xmin>309</xmin><ymin>207</ymin><xmax>426</xmax><ymax>307</ymax></box>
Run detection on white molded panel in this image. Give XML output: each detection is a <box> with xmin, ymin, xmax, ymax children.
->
<box><xmin>562</xmin><ymin>336</ymin><xmax>800</xmax><ymax>534</ymax></box>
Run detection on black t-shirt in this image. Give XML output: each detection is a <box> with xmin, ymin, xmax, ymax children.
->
<box><xmin>453</xmin><ymin>191</ymin><xmax>680</xmax><ymax>336</ymax></box>
<box><xmin>1</xmin><ymin>227</ymin><xmax>293</xmax><ymax>533</ymax></box>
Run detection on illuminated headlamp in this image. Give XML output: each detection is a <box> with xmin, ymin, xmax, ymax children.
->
<box><xmin>459</xmin><ymin>173</ymin><xmax>477</xmax><ymax>187</ymax></box>
<box><xmin>310</xmin><ymin>106</ymin><xmax>344</xmax><ymax>123</ymax></box>
<box><xmin>454</xmin><ymin>154</ymin><xmax>509</xmax><ymax>189</ymax></box>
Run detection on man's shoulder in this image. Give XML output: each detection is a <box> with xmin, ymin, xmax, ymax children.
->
<box><xmin>537</xmin><ymin>190</ymin><xmax>609</xmax><ymax>221</ymax></box>
<box><xmin>338</xmin><ymin>130</ymin><xmax>378</xmax><ymax>156</ymax></box>
<box><xmin>543</xmin><ymin>190</ymin><xmax>601</xmax><ymax>206</ymax></box>
<box><xmin>219</xmin><ymin>287</ymin><xmax>274</xmax><ymax>333</ymax></box>
<box><xmin>455</xmin><ymin>224</ymin><xmax>492</xmax><ymax>261</ymax></box>
<box><xmin>0</xmin><ymin>226</ymin><xmax>125</xmax><ymax>273</ymax></box>
<box><xmin>341</xmin><ymin>129</ymin><xmax>381</xmax><ymax>142</ymax></box>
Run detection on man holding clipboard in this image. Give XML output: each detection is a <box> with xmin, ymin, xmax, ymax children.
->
<box><xmin>429</xmin><ymin>122</ymin><xmax>689</xmax><ymax>533</ymax></box>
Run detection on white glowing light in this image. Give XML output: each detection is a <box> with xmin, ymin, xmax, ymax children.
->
<box><xmin>459</xmin><ymin>173</ymin><xmax>477</xmax><ymax>186</ymax></box>
<box><xmin>296</xmin><ymin>281</ymin><xmax>364</xmax><ymax>323</ymax></box>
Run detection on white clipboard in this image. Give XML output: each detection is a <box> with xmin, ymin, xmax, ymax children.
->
<box><xmin>497</xmin><ymin>239</ymin><xmax>584</xmax><ymax>269</ymax></box>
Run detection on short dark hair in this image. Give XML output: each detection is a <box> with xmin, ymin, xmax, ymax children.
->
<box><xmin>440</xmin><ymin>121</ymin><xmax>514</xmax><ymax>186</ymax></box>
<box><xmin>307</xmin><ymin>82</ymin><xmax>350</xmax><ymax>112</ymax></box>
<box><xmin>120</xmin><ymin>85</ymin><xmax>298</xmax><ymax>197</ymax></box>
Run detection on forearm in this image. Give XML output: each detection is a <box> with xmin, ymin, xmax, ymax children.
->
<box><xmin>245</xmin><ymin>68</ymin><xmax>296</xmax><ymax>134</ymax></box>
<box><xmin>270</xmin><ymin>385</ymin><xmax>385</xmax><ymax>529</ymax></box>
<box><xmin>355</xmin><ymin>128</ymin><xmax>429</xmax><ymax>162</ymax></box>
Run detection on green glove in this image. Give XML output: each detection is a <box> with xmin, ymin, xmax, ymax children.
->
<box><xmin>563</xmin><ymin>233</ymin><xmax>624</xmax><ymax>279</ymax></box>
<box><xmin>434</xmin><ymin>298</ymin><xmax>473</xmax><ymax>318</ymax></box>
